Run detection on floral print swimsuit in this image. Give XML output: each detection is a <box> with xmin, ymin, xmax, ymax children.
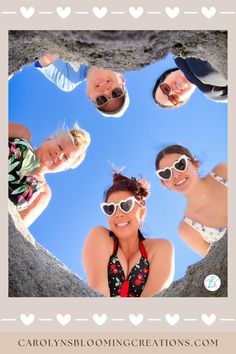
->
<box><xmin>108</xmin><ymin>230</ymin><xmax>149</xmax><ymax>297</ymax></box>
<box><xmin>183</xmin><ymin>171</ymin><xmax>227</xmax><ymax>244</ymax></box>
<box><xmin>9</xmin><ymin>137</ymin><xmax>41</xmax><ymax>212</ymax></box>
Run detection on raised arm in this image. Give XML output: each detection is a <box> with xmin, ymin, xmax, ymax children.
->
<box><xmin>83</xmin><ymin>226</ymin><xmax>111</xmax><ymax>296</ymax></box>
<box><xmin>19</xmin><ymin>183</ymin><xmax>51</xmax><ymax>228</ymax></box>
<box><xmin>9</xmin><ymin>122</ymin><xmax>31</xmax><ymax>140</ymax></box>
<box><xmin>179</xmin><ymin>221</ymin><xmax>210</xmax><ymax>257</ymax></box>
<box><xmin>35</xmin><ymin>54</ymin><xmax>88</xmax><ymax>92</ymax></box>
<box><xmin>141</xmin><ymin>239</ymin><xmax>174</xmax><ymax>297</ymax></box>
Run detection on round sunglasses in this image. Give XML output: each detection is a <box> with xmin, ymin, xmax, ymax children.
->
<box><xmin>156</xmin><ymin>155</ymin><xmax>190</xmax><ymax>181</ymax></box>
<box><xmin>93</xmin><ymin>86</ymin><xmax>125</xmax><ymax>108</ymax></box>
<box><xmin>159</xmin><ymin>82</ymin><xmax>180</xmax><ymax>106</ymax></box>
<box><xmin>100</xmin><ymin>196</ymin><xmax>142</xmax><ymax>216</ymax></box>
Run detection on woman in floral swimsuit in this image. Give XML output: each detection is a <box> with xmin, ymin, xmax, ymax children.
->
<box><xmin>83</xmin><ymin>172</ymin><xmax>174</xmax><ymax>297</ymax></box>
<box><xmin>155</xmin><ymin>144</ymin><xmax>227</xmax><ymax>257</ymax></box>
<box><xmin>9</xmin><ymin>122</ymin><xmax>90</xmax><ymax>227</ymax></box>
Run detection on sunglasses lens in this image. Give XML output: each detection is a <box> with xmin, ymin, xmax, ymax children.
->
<box><xmin>120</xmin><ymin>199</ymin><xmax>133</xmax><ymax>213</ymax></box>
<box><xmin>169</xmin><ymin>94</ymin><xmax>180</xmax><ymax>105</ymax></box>
<box><xmin>158</xmin><ymin>169</ymin><xmax>172</xmax><ymax>180</ymax></box>
<box><xmin>112</xmin><ymin>87</ymin><xmax>123</xmax><ymax>98</ymax></box>
<box><xmin>103</xmin><ymin>204</ymin><xmax>115</xmax><ymax>216</ymax></box>
<box><xmin>96</xmin><ymin>95</ymin><xmax>108</xmax><ymax>107</ymax></box>
<box><xmin>175</xmin><ymin>158</ymin><xmax>187</xmax><ymax>171</ymax></box>
<box><xmin>160</xmin><ymin>83</ymin><xmax>170</xmax><ymax>95</ymax></box>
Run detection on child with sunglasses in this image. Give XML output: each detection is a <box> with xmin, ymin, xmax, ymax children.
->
<box><xmin>155</xmin><ymin>144</ymin><xmax>227</xmax><ymax>257</ymax></box>
<box><xmin>83</xmin><ymin>172</ymin><xmax>174</xmax><ymax>297</ymax></box>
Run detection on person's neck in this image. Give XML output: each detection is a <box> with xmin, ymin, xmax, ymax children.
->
<box><xmin>184</xmin><ymin>177</ymin><xmax>212</xmax><ymax>210</ymax></box>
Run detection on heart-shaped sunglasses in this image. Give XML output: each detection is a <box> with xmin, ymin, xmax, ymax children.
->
<box><xmin>156</xmin><ymin>155</ymin><xmax>190</xmax><ymax>181</ymax></box>
<box><xmin>100</xmin><ymin>196</ymin><xmax>142</xmax><ymax>216</ymax></box>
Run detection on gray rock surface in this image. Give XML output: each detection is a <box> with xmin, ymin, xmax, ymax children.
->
<box><xmin>9</xmin><ymin>30</ymin><xmax>227</xmax><ymax>78</ymax></box>
<box><xmin>8</xmin><ymin>30</ymin><xmax>227</xmax><ymax>297</ymax></box>
<box><xmin>9</xmin><ymin>201</ymin><xmax>102</xmax><ymax>297</ymax></box>
<box><xmin>155</xmin><ymin>233</ymin><xmax>227</xmax><ymax>297</ymax></box>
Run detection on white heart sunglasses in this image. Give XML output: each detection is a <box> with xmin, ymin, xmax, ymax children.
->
<box><xmin>156</xmin><ymin>155</ymin><xmax>190</xmax><ymax>181</ymax></box>
<box><xmin>100</xmin><ymin>196</ymin><xmax>142</xmax><ymax>216</ymax></box>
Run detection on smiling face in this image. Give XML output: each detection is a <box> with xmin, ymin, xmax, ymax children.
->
<box><xmin>154</xmin><ymin>70</ymin><xmax>196</xmax><ymax>108</ymax></box>
<box><xmin>36</xmin><ymin>134</ymin><xmax>81</xmax><ymax>173</ymax></box>
<box><xmin>106</xmin><ymin>190</ymin><xmax>146</xmax><ymax>238</ymax></box>
<box><xmin>158</xmin><ymin>153</ymin><xmax>199</xmax><ymax>193</ymax></box>
<box><xmin>86</xmin><ymin>67</ymin><xmax>126</xmax><ymax>114</ymax></box>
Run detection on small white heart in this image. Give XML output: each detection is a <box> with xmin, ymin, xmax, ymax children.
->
<box><xmin>165</xmin><ymin>313</ymin><xmax>180</xmax><ymax>326</ymax></box>
<box><xmin>165</xmin><ymin>7</ymin><xmax>180</xmax><ymax>19</ymax></box>
<box><xmin>129</xmin><ymin>7</ymin><xmax>144</xmax><ymax>19</ymax></box>
<box><xmin>92</xmin><ymin>7</ymin><xmax>108</xmax><ymax>19</ymax></box>
<box><xmin>93</xmin><ymin>313</ymin><xmax>107</xmax><ymax>326</ymax></box>
<box><xmin>56</xmin><ymin>7</ymin><xmax>71</xmax><ymax>19</ymax></box>
<box><xmin>201</xmin><ymin>314</ymin><xmax>216</xmax><ymax>326</ymax></box>
<box><xmin>129</xmin><ymin>314</ymin><xmax>144</xmax><ymax>326</ymax></box>
<box><xmin>20</xmin><ymin>7</ymin><xmax>35</xmax><ymax>19</ymax></box>
<box><xmin>20</xmin><ymin>314</ymin><xmax>35</xmax><ymax>326</ymax></box>
<box><xmin>201</xmin><ymin>7</ymin><xmax>216</xmax><ymax>19</ymax></box>
<box><xmin>56</xmin><ymin>314</ymin><xmax>71</xmax><ymax>326</ymax></box>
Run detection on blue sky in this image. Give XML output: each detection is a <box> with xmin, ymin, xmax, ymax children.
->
<box><xmin>9</xmin><ymin>52</ymin><xmax>227</xmax><ymax>285</ymax></box>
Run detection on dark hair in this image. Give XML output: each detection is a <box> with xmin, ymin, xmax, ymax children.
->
<box><xmin>155</xmin><ymin>144</ymin><xmax>196</xmax><ymax>170</ymax></box>
<box><xmin>104</xmin><ymin>173</ymin><xmax>150</xmax><ymax>205</ymax></box>
<box><xmin>152</xmin><ymin>67</ymin><xmax>186</xmax><ymax>109</ymax></box>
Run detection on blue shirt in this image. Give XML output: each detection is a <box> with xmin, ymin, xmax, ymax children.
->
<box><xmin>35</xmin><ymin>58</ymin><xmax>89</xmax><ymax>92</ymax></box>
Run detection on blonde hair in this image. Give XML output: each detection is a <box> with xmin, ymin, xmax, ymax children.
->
<box><xmin>56</xmin><ymin>122</ymin><xmax>91</xmax><ymax>169</ymax></box>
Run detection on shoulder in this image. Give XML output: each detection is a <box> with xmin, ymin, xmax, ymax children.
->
<box><xmin>145</xmin><ymin>238</ymin><xmax>173</xmax><ymax>255</ymax></box>
<box><xmin>34</xmin><ymin>183</ymin><xmax>51</xmax><ymax>207</ymax></box>
<box><xmin>84</xmin><ymin>226</ymin><xmax>112</xmax><ymax>249</ymax></box>
<box><xmin>40</xmin><ymin>183</ymin><xmax>51</xmax><ymax>197</ymax></box>
<box><xmin>211</xmin><ymin>163</ymin><xmax>227</xmax><ymax>180</ymax></box>
<box><xmin>9</xmin><ymin>122</ymin><xmax>31</xmax><ymax>140</ymax></box>
<box><xmin>87</xmin><ymin>226</ymin><xmax>110</xmax><ymax>239</ymax></box>
<box><xmin>83</xmin><ymin>226</ymin><xmax>112</xmax><ymax>261</ymax></box>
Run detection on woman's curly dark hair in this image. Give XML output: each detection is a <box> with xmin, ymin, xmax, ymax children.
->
<box><xmin>104</xmin><ymin>173</ymin><xmax>150</xmax><ymax>205</ymax></box>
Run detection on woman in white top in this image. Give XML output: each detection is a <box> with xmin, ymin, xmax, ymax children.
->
<box><xmin>155</xmin><ymin>144</ymin><xmax>227</xmax><ymax>257</ymax></box>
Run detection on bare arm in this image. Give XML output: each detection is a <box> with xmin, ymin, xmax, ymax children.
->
<box><xmin>212</xmin><ymin>163</ymin><xmax>227</xmax><ymax>180</ymax></box>
<box><xmin>83</xmin><ymin>226</ymin><xmax>111</xmax><ymax>296</ymax></box>
<box><xmin>179</xmin><ymin>221</ymin><xmax>210</xmax><ymax>257</ymax></box>
<box><xmin>38</xmin><ymin>54</ymin><xmax>57</xmax><ymax>67</ymax></box>
<box><xmin>141</xmin><ymin>239</ymin><xmax>174</xmax><ymax>297</ymax></box>
<box><xmin>19</xmin><ymin>183</ymin><xmax>51</xmax><ymax>228</ymax></box>
<box><xmin>9</xmin><ymin>122</ymin><xmax>31</xmax><ymax>140</ymax></box>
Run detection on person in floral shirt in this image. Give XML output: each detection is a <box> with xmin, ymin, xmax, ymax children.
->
<box><xmin>9</xmin><ymin>122</ymin><xmax>90</xmax><ymax>227</ymax></box>
<box><xmin>83</xmin><ymin>172</ymin><xmax>174</xmax><ymax>297</ymax></box>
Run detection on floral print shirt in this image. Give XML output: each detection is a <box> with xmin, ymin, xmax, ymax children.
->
<box><xmin>9</xmin><ymin>137</ymin><xmax>41</xmax><ymax>212</ymax></box>
<box><xmin>108</xmin><ymin>231</ymin><xmax>149</xmax><ymax>297</ymax></box>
